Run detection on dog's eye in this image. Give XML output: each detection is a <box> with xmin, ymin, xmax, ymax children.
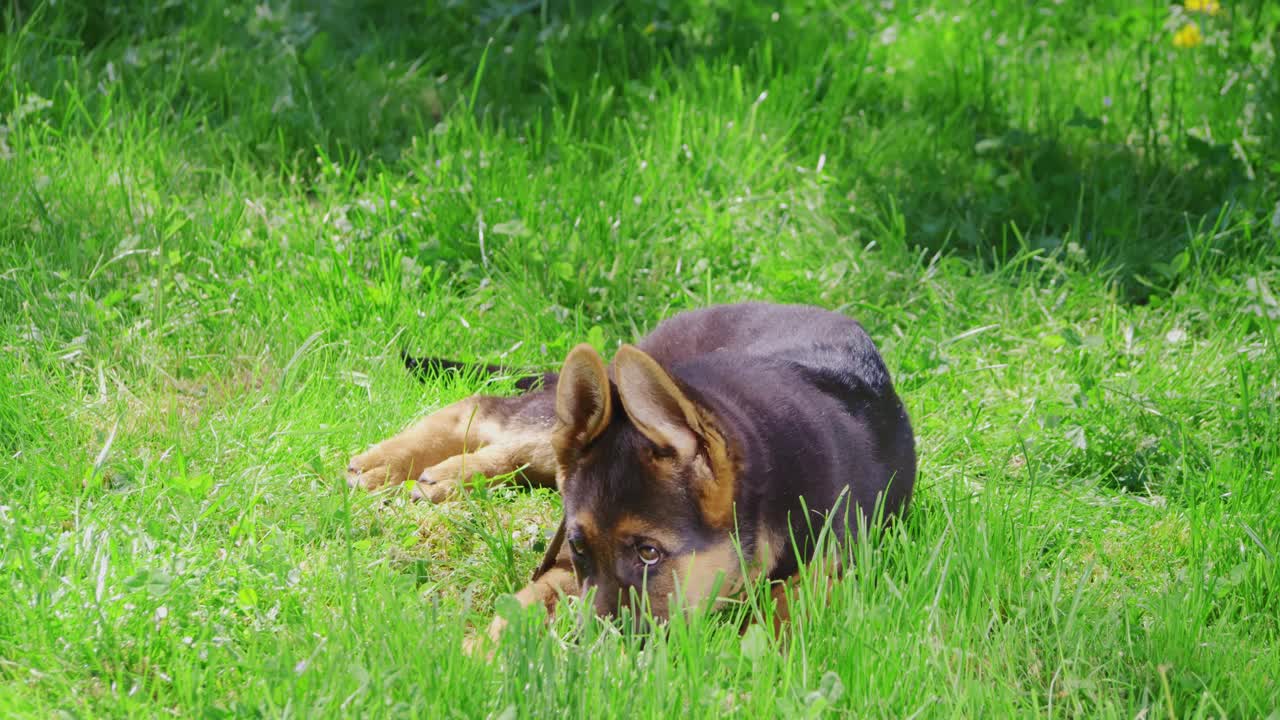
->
<box><xmin>568</xmin><ymin>537</ymin><xmax>587</xmax><ymax>557</ymax></box>
<box><xmin>636</xmin><ymin>544</ymin><xmax>662</xmax><ymax>566</ymax></box>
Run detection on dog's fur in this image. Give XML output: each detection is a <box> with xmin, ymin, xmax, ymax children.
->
<box><xmin>347</xmin><ymin>302</ymin><xmax>915</xmax><ymax>638</ymax></box>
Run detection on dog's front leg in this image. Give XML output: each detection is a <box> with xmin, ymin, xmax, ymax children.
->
<box><xmin>347</xmin><ymin>396</ymin><xmax>493</xmax><ymax>491</ymax></box>
<box><xmin>347</xmin><ymin>390</ymin><xmax>557</xmax><ymax>496</ymax></box>
<box><xmin>412</xmin><ymin>430</ymin><xmax>557</xmax><ymax>503</ymax></box>
<box><xmin>466</xmin><ymin>521</ymin><xmax>578</xmax><ymax>655</ymax></box>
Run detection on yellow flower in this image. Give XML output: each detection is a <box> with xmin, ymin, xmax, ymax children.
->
<box><xmin>1185</xmin><ymin>0</ymin><xmax>1221</xmax><ymax>15</ymax></box>
<box><xmin>1173</xmin><ymin>22</ymin><xmax>1204</xmax><ymax>48</ymax></box>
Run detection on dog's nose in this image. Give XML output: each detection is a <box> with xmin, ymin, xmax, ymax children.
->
<box><xmin>592</xmin><ymin>590</ymin><xmax>620</xmax><ymax>619</ymax></box>
<box><xmin>629</xmin><ymin>612</ymin><xmax>653</xmax><ymax>637</ymax></box>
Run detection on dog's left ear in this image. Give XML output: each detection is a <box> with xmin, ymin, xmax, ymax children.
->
<box><xmin>613</xmin><ymin>345</ymin><xmax>702</xmax><ymax>459</ymax></box>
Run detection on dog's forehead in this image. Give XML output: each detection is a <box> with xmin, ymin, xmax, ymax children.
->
<box><xmin>563</xmin><ymin>421</ymin><xmax>688</xmax><ymax>531</ymax></box>
<box><xmin>564</xmin><ymin>459</ymin><xmax>665</xmax><ymax>529</ymax></box>
<box><xmin>567</xmin><ymin>509</ymin><xmax>667</xmax><ymax>543</ymax></box>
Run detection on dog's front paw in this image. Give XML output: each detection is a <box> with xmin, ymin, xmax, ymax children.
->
<box><xmin>461</xmin><ymin>632</ymin><xmax>494</xmax><ymax>660</ymax></box>
<box><xmin>410</xmin><ymin>466</ymin><xmax>459</xmax><ymax>503</ymax></box>
<box><xmin>461</xmin><ymin>615</ymin><xmax>508</xmax><ymax>660</ymax></box>
<box><xmin>346</xmin><ymin>448</ymin><xmax>416</xmax><ymax>491</ymax></box>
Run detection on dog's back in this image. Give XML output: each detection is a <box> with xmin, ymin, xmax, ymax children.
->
<box><xmin>638</xmin><ymin>303</ymin><xmax>916</xmax><ymax>577</ymax></box>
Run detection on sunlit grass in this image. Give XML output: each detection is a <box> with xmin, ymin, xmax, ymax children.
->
<box><xmin>1</xmin><ymin>0</ymin><xmax>1278</xmax><ymax>716</ymax></box>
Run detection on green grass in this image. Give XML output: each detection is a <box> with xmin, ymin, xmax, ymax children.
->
<box><xmin>2</xmin><ymin>0</ymin><xmax>1279</xmax><ymax>716</ymax></box>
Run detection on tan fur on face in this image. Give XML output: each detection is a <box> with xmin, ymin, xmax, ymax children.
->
<box><xmin>672</xmin><ymin>540</ymin><xmax>743</xmax><ymax>610</ymax></box>
<box><xmin>568</xmin><ymin>512</ymin><xmax>600</xmax><ymax>541</ymax></box>
<box><xmin>658</xmin><ymin>523</ymin><xmax>787</xmax><ymax>616</ymax></box>
<box><xmin>611</xmin><ymin>515</ymin><xmax>682</xmax><ymax>551</ymax></box>
<box><xmin>692</xmin><ymin>427</ymin><xmax>737</xmax><ymax>528</ymax></box>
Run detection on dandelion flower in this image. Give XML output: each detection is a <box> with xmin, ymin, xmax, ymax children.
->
<box><xmin>1185</xmin><ymin>0</ymin><xmax>1221</xmax><ymax>15</ymax></box>
<box><xmin>1173</xmin><ymin>23</ymin><xmax>1203</xmax><ymax>48</ymax></box>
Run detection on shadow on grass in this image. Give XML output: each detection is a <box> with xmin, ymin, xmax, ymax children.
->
<box><xmin>8</xmin><ymin>0</ymin><xmax>1273</xmax><ymax>300</ymax></box>
<box><xmin>831</xmin><ymin>100</ymin><xmax>1255</xmax><ymax>303</ymax></box>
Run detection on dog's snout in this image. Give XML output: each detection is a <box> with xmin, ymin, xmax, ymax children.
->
<box><xmin>587</xmin><ymin>580</ymin><xmax>623</xmax><ymax>618</ymax></box>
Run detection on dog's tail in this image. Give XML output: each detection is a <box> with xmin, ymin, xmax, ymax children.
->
<box><xmin>399</xmin><ymin>351</ymin><xmax>553</xmax><ymax>391</ymax></box>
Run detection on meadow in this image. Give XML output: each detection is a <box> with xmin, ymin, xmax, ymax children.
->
<box><xmin>2</xmin><ymin>0</ymin><xmax>1278</xmax><ymax>716</ymax></box>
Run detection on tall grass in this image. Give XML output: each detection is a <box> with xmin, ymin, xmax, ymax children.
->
<box><xmin>2</xmin><ymin>1</ymin><xmax>1278</xmax><ymax>716</ymax></box>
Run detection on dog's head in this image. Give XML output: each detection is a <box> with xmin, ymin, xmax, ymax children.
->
<box><xmin>551</xmin><ymin>343</ymin><xmax>745</xmax><ymax>619</ymax></box>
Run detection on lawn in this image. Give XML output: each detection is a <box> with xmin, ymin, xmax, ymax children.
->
<box><xmin>2</xmin><ymin>0</ymin><xmax>1278</xmax><ymax>716</ymax></box>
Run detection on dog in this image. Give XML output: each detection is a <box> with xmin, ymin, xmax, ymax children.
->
<box><xmin>347</xmin><ymin>302</ymin><xmax>916</xmax><ymax>639</ymax></box>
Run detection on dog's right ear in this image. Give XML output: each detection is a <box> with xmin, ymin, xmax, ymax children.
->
<box><xmin>554</xmin><ymin>343</ymin><xmax>612</xmax><ymax>450</ymax></box>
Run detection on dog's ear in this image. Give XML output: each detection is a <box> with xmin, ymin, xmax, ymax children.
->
<box><xmin>554</xmin><ymin>343</ymin><xmax>612</xmax><ymax>449</ymax></box>
<box><xmin>614</xmin><ymin>344</ymin><xmax>736</xmax><ymax>527</ymax></box>
<box><xmin>613</xmin><ymin>344</ymin><xmax>701</xmax><ymax>459</ymax></box>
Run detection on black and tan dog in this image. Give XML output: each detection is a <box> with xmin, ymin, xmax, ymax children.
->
<box><xmin>347</xmin><ymin>302</ymin><xmax>916</xmax><ymax>636</ymax></box>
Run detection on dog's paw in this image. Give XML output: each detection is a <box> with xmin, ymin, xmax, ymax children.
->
<box><xmin>461</xmin><ymin>616</ymin><xmax>507</xmax><ymax>660</ymax></box>
<box><xmin>410</xmin><ymin>466</ymin><xmax>458</xmax><ymax>503</ymax></box>
<box><xmin>346</xmin><ymin>448</ymin><xmax>415</xmax><ymax>491</ymax></box>
<box><xmin>461</xmin><ymin>633</ymin><xmax>491</xmax><ymax>660</ymax></box>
